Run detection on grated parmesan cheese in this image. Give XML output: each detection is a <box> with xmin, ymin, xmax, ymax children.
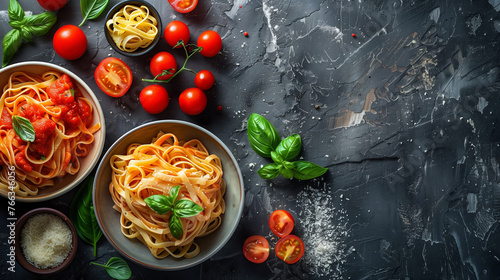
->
<box><xmin>20</xmin><ymin>213</ymin><xmax>73</xmax><ymax>269</ymax></box>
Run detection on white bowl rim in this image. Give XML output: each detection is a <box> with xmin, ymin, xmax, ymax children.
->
<box><xmin>0</xmin><ymin>61</ymin><xmax>106</xmax><ymax>202</ymax></box>
<box><xmin>93</xmin><ymin>119</ymin><xmax>245</xmax><ymax>270</ymax></box>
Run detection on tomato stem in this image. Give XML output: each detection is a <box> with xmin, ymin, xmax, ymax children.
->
<box><xmin>142</xmin><ymin>40</ymin><xmax>202</xmax><ymax>84</ymax></box>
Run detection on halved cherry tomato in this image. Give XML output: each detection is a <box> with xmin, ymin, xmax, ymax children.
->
<box><xmin>37</xmin><ymin>0</ymin><xmax>67</xmax><ymax>11</ymax></box>
<box><xmin>194</xmin><ymin>70</ymin><xmax>215</xmax><ymax>90</ymax></box>
<box><xmin>243</xmin><ymin>235</ymin><xmax>270</xmax><ymax>264</ymax></box>
<box><xmin>140</xmin><ymin>85</ymin><xmax>169</xmax><ymax>114</ymax></box>
<box><xmin>179</xmin><ymin>88</ymin><xmax>207</xmax><ymax>115</ymax></box>
<box><xmin>150</xmin><ymin>52</ymin><xmax>177</xmax><ymax>81</ymax></box>
<box><xmin>197</xmin><ymin>30</ymin><xmax>222</xmax><ymax>57</ymax></box>
<box><xmin>164</xmin><ymin>21</ymin><xmax>190</xmax><ymax>48</ymax></box>
<box><xmin>95</xmin><ymin>57</ymin><xmax>133</xmax><ymax>97</ymax></box>
<box><xmin>269</xmin><ymin>209</ymin><xmax>294</xmax><ymax>238</ymax></box>
<box><xmin>168</xmin><ymin>0</ymin><xmax>198</xmax><ymax>13</ymax></box>
<box><xmin>275</xmin><ymin>234</ymin><xmax>305</xmax><ymax>264</ymax></box>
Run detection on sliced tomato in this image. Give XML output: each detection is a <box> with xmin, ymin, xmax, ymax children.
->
<box><xmin>269</xmin><ymin>209</ymin><xmax>294</xmax><ymax>238</ymax></box>
<box><xmin>168</xmin><ymin>0</ymin><xmax>198</xmax><ymax>13</ymax></box>
<box><xmin>243</xmin><ymin>235</ymin><xmax>269</xmax><ymax>264</ymax></box>
<box><xmin>95</xmin><ymin>57</ymin><xmax>133</xmax><ymax>97</ymax></box>
<box><xmin>275</xmin><ymin>234</ymin><xmax>304</xmax><ymax>264</ymax></box>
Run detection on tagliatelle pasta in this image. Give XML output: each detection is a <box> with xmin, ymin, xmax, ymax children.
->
<box><xmin>109</xmin><ymin>132</ymin><xmax>225</xmax><ymax>259</ymax></box>
<box><xmin>106</xmin><ymin>5</ymin><xmax>158</xmax><ymax>52</ymax></box>
<box><xmin>0</xmin><ymin>71</ymin><xmax>100</xmax><ymax>197</ymax></box>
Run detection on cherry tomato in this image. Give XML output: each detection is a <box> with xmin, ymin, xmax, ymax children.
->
<box><xmin>179</xmin><ymin>88</ymin><xmax>207</xmax><ymax>115</ymax></box>
<box><xmin>243</xmin><ymin>235</ymin><xmax>269</xmax><ymax>264</ymax></box>
<box><xmin>140</xmin><ymin>85</ymin><xmax>169</xmax><ymax>114</ymax></box>
<box><xmin>168</xmin><ymin>0</ymin><xmax>198</xmax><ymax>13</ymax></box>
<box><xmin>275</xmin><ymin>235</ymin><xmax>305</xmax><ymax>264</ymax></box>
<box><xmin>164</xmin><ymin>21</ymin><xmax>190</xmax><ymax>48</ymax></box>
<box><xmin>269</xmin><ymin>210</ymin><xmax>294</xmax><ymax>238</ymax></box>
<box><xmin>197</xmin><ymin>30</ymin><xmax>222</xmax><ymax>57</ymax></box>
<box><xmin>94</xmin><ymin>57</ymin><xmax>133</xmax><ymax>97</ymax></box>
<box><xmin>194</xmin><ymin>70</ymin><xmax>215</xmax><ymax>90</ymax></box>
<box><xmin>150</xmin><ymin>52</ymin><xmax>177</xmax><ymax>81</ymax></box>
<box><xmin>37</xmin><ymin>0</ymin><xmax>67</xmax><ymax>11</ymax></box>
<box><xmin>53</xmin><ymin>25</ymin><xmax>87</xmax><ymax>60</ymax></box>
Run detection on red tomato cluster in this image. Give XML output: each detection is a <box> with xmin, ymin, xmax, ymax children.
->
<box><xmin>138</xmin><ymin>21</ymin><xmax>221</xmax><ymax>115</ymax></box>
<box><xmin>243</xmin><ymin>210</ymin><xmax>305</xmax><ymax>265</ymax></box>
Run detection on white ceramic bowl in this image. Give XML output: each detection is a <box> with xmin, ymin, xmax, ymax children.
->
<box><xmin>0</xmin><ymin>62</ymin><xmax>106</xmax><ymax>202</ymax></box>
<box><xmin>93</xmin><ymin>120</ymin><xmax>244</xmax><ymax>270</ymax></box>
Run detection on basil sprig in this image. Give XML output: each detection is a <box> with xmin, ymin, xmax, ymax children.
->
<box><xmin>90</xmin><ymin>257</ymin><xmax>132</xmax><ymax>280</ymax></box>
<box><xmin>247</xmin><ymin>113</ymin><xmax>328</xmax><ymax>180</ymax></box>
<box><xmin>144</xmin><ymin>185</ymin><xmax>203</xmax><ymax>239</ymax></box>
<box><xmin>2</xmin><ymin>0</ymin><xmax>57</xmax><ymax>67</ymax></box>
<box><xmin>69</xmin><ymin>176</ymin><xmax>102</xmax><ymax>256</ymax></box>
<box><xmin>12</xmin><ymin>115</ymin><xmax>35</xmax><ymax>142</ymax></box>
<box><xmin>80</xmin><ymin>0</ymin><xmax>109</xmax><ymax>26</ymax></box>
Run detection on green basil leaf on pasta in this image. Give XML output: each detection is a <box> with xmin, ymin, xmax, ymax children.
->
<box><xmin>169</xmin><ymin>185</ymin><xmax>180</xmax><ymax>202</ymax></box>
<box><xmin>173</xmin><ymin>200</ymin><xmax>203</xmax><ymax>218</ymax></box>
<box><xmin>12</xmin><ymin>115</ymin><xmax>35</xmax><ymax>142</ymax></box>
<box><xmin>144</xmin><ymin>194</ymin><xmax>173</xmax><ymax>215</ymax></box>
<box><xmin>169</xmin><ymin>214</ymin><xmax>183</xmax><ymax>239</ymax></box>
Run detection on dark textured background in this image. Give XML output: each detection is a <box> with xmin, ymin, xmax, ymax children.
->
<box><xmin>1</xmin><ymin>0</ymin><xmax>500</xmax><ymax>279</ymax></box>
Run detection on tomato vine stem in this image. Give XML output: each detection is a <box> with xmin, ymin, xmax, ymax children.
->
<box><xmin>142</xmin><ymin>40</ymin><xmax>202</xmax><ymax>83</ymax></box>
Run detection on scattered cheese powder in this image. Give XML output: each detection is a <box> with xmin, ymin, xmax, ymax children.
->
<box><xmin>20</xmin><ymin>213</ymin><xmax>73</xmax><ymax>269</ymax></box>
<box><xmin>297</xmin><ymin>184</ymin><xmax>350</xmax><ymax>278</ymax></box>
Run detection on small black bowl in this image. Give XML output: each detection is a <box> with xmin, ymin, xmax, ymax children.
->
<box><xmin>104</xmin><ymin>0</ymin><xmax>162</xmax><ymax>56</ymax></box>
<box><xmin>14</xmin><ymin>208</ymin><xmax>78</xmax><ymax>275</ymax></box>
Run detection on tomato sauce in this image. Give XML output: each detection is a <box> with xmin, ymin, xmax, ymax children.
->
<box><xmin>0</xmin><ymin>110</ymin><xmax>12</xmax><ymax>129</ymax></box>
<box><xmin>18</xmin><ymin>103</ymin><xmax>44</xmax><ymax>121</ymax></box>
<box><xmin>15</xmin><ymin>146</ymin><xmax>32</xmax><ymax>172</ymax></box>
<box><xmin>31</xmin><ymin>118</ymin><xmax>56</xmax><ymax>157</ymax></box>
<box><xmin>46</xmin><ymin>74</ymin><xmax>91</xmax><ymax>129</ymax></box>
<box><xmin>47</xmin><ymin>74</ymin><xmax>75</xmax><ymax>105</ymax></box>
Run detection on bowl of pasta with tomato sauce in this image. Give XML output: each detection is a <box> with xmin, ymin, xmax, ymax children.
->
<box><xmin>0</xmin><ymin>62</ymin><xmax>105</xmax><ymax>202</ymax></box>
<box><xmin>93</xmin><ymin>120</ymin><xmax>244</xmax><ymax>270</ymax></box>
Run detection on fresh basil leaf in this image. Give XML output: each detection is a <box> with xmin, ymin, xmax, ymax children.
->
<box><xmin>169</xmin><ymin>214</ymin><xmax>183</xmax><ymax>239</ymax></box>
<box><xmin>8</xmin><ymin>20</ymin><xmax>22</xmax><ymax>30</ymax></box>
<box><xmin>279</xmin><ymin>165</ymin><xmax>293</xmax><ymax>179</ymax></box>
<box><xmin>2</xmin><ymin>29</ymin><xmax>22</xmax><ymax>67</ymax></box>
<box><xmin>20</xmin><ymin>26</ymin><xmax>33</xmax><ymax>42</ymax></box>
<box><xmin>247</xmin><ymin>113</ymin><xmax>281</xmax><ymax>158</ymax></box>
<box><xmin>8</xmin><ymin>0</ymin><xmax>24</xmax><ymax>22</ymax></box>
<box><xmin>23</xmin><ymin>12</ymin><xmax>57</xmax><ymax>37</ymax></box>
<box><xmin>105</xmin><ymin>257</ymin><xmax>132</xmax><ymax>280</ymax></box>
<box><xmin>169</xmin><ymin>185</ymin><xmax>180</xmax><ymax>202</ymax></box>
<box><xmin>291</xmin><ymin>160</ymin><xmax>328</xmax><ymax>180</ymax></box>
<box><xmin>275</xmin><ymin>134</ymin><xmax>301</xmax><ymax>161</ymax></box>
<box><xmin>173</xmin><ymin>200</ymin><xmax>203</xmax><ymax>218</ymax></box>
<box><xmin>80</xmin><ymin>0</ymin><xmax>109</xmax><ymax>26</ymax></box>
<box><xmin>69</xmin><ymin>176</ymin><xmax>102</xmax><ymax>256</ymax></box>
<box><xmin>257</xmin><ymin>163</ymin><xmax>281</xmax><ymax>179</ymax></box>
<box><xmin>144</xmin><ymin>194</ymin><xmax>173</xmax><ymax>215</ymax></box>
<box><xmin>90</xmin><ymin>205</ymin><xmax>103</xmax><ymax>256</ymax></box>
<box><xmin>270</xmin><ymin>151</ymin><xmax>284</xmax><ymax>164</ymax></box>
<box><xmin>12</xmin><ymin>115</ymin><xmax>35</xmax><ymax>142</ymax></box>
<box><xmin>283</xmin><ymin>161</ymin><xmax>294</xmax><ymax>170</ymax></box>
<box><xmin>90</xmin><ymin>257</ymin><xmax>132</xmax><ymax>280</ymax></box>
